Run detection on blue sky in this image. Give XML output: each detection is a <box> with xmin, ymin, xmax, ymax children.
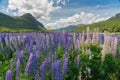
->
<box><xmin>53</xmin><ymin>0</ymin><xmax>120</xmax><ymax>18</ymax></box>
<box><xmin>68</xmin><ymin>0</ymin><xmax>119</xmax><ymax>7</ymax></box>
<box><xmin>0</xmin><ymin>0</ymin><xmax>8</xmax><ymax>12</ymax></box>
<box><xmin>0</xmin><ymin>0</ymin><xmax>120</xmax><ymax>29</ymax></box>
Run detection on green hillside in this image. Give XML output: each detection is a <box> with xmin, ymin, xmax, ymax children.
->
<box><xmin>0</xmin><ymin>13</ymin><xmax>46</xmax><ymax>32</ymax></box>
<box><xmin>75</xmin><ymin>13</ymin><xmax>120</xmax><ymax>33</ymax></box>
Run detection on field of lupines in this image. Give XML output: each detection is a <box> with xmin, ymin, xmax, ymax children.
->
<box><xmin>0</xmin><ymin>27</ymin><xmax>120</xmax><ymax>80</ymax></box>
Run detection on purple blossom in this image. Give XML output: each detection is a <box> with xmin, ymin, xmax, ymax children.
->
<box><xmin>26</xmin><ymin>44</ymin><xmax>31</xmax><ymax>56</ymax></box>
<box><xmin>16</xmin><ymin>59</ymin><xmax>20</xmax><ymax>80</ymax></box>
<box><xmin>19</xmin><ymin>50</ymin><xmax>24</xmax><ymax>64</ymax></box>
<box><xmin>40</xmin><ymin>61</ymin><xmax>46</xmax><ymax>80</ymax></box>
<box><xmin>51</xmin><ymin>62</ymin><xmax>55</xmax><ymax>80</ymax></box>
<box><xmin>62</xmin><ymin>57</ymin><xmax>68</xmax><ymax>79</ymax></box>
<box><xmin>32</xmin><ymin>45</ymin><xmax>37</xmax><ymax>53</ymax></box>
<box><xmin>52</xmin><ymin>54</ymin><xmax>55</xmax><ymax>63</ymax></box>
<box><xmin>25</xmin><ymin>53</ymin><xmax>37</xmax><ymax>76</ymax></box>
<box><xmin>5</xmin><ymin>70</ymin><xmax>12</xmax><ymax>80</ymax></box>
<box><xmin>62</xmin><ymin>58</ymin><xmax>68</xmax><ymax>75</ymax></box>
<box><xmin>36</xmin><ymin>78</ymin><xmax>42</xmax><ymax>80</ymax></box>
<box><xmin>55</xmin><ymin>60</ymin><xmax>62</xmax><ymax>80</ymax></box>
<box><xmin>16</xmin><ymin>50</ymin><xmax>24</xmax><ymax>64</ymax></box>
<box><xmin>50</xmin><ymin>37</ymin><xmax>55</xmax><ymax>54</ymax></box>
<box><xmin>39</xmin><ymin>56</ymin><xmax>51</xmax><ymax>80</ymax></box>
<box><xmin>10</xmin><ymin>59</ymin><xmax>14</xmax><ymax>72</ymax></box>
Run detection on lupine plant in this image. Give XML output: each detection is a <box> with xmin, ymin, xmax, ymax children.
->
<box><xmin>0</xmin><ymin>27</ymin><xmax>120</xmax><ymax>80</ymax></box>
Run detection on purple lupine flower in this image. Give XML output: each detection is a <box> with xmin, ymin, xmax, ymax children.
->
<box><xmin>51</xmin><ymin>62</ymin><xmax>55</xmax><ymax>80</ymax></box>
<box><xmin>10</xmin><ymin>40</ymin><xmax>16</xmax><ymax>52</ymax></box>
<box><xmin>1</xmin><ymin>34</ymin><xmax>6</xmax><ymax>47</ymax></box>
<box><xmin>99</xmin><ymin>34</ymin><xmax>104</xmax><ymax>44</ymax></box>
<box><xmin>62</xmin><ymin>58</ymin><xmax>68</xmax><ymax>76</ymax></box>
<box><xmin>5</xmin><ymin>35</ymin><xmax>9</xmax><ymax>46</ymax></box>
<box><xmin>16</xmin><ymin>50</ymin><xmax>24</xmax><ymax>64</ymax></box>
<box><xmin>50</xmin><ymin>37</ymin><xmax>55</xmax><ymax>54</ymax></box>
<box><xmin>65</xmin><ymin>35</ymin><xmax>73</xmax><ymax>54</ymax></box>
<box><xmin>40</xmin><ymin>61</ymin><xmax>46</xmax><ymax>80</ymax></box>
<box><xmin>55</xmin><ymin>60</ymin><xmax>62</xmax><ymax>80</ymax></box>
<box><xmin>19</xmin><ymin>50</ymin><xmax>24</xmax><ymax>64</ymax></box>
<box><xmin>39</xmin><ymin>56</ymin><xmax>51</xmax><ymax>80</ymax></box>
<box><xmin>65</xmin><ymin>40</ymin><xmax>69</xmax><ymax>53</ymax></box>
<box><xmin>44</xmin><ymin>40</ymin><xmax>48</xmax><ymax>53</ymax></box>
<box><xmin>46</xmin><ymin>56</ymin><xmax>51</xmax><ymax>69</ymax></box>
<box><xmin>5</xmin><ymin>70</ymin><xmax>12</xmax><ymax>80</ymax></box>
<box><xmin>32</xmin><ymin>45</ymin><xmax>37</xmax><ymax>54</ymax></box>
<box><xmin>25</xmin><ymin>53</ymin><xmax>37</xmax><ymax>76</ymax></box>
<box><xmin>16</xmin><ymin>59</ymin><xmax>20</xmax><ymax>80</ymax></box>
<box><xmin>55</xmin><ymin>35</ymin><xmax>59</xmax><ymax>51</ymax></box>
<box><xmin>52</xmin><ymin>54</ymin><xmax>55</xmax><ymax>63</ymax></box>
<box><xmin>36</xmin><ymin>78</ymin><xmax>42</xmax><ymax>80</ymax></box>
<box><xmin>16</xmin><ymin>50</ymin><xmax>19</xmax><ymax>60</ymax></box>
<box><xmin>26</xmin><ymin>44</ymin><xmax>31</xmax><ymax>56</ymax></box>
<box><xmin>10</xmin><ymin>59</ymin><xmax>14</xmax><ymax>72</ymax></box>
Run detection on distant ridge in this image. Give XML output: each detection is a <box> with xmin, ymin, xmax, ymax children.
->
<box><xmin>75</xmin><ymin>13</ymin><xmax>120</xmax><ymax>33</ymax></box>
<box><xmin>56</xmin><ymin>24</ymin><xmax>83</xmax><ymax>32</ymax></box>
<box><xmin>0</xmin><ymin>12</ymin><xmax>46</xmax><ymax>32</ymax></box>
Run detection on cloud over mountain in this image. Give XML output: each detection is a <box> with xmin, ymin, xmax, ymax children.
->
<box><xmin>7</xmin><ymin>0</ymin><xmax>69</xmax><ymax>24</ymax></box>
<box><xmin>7</xmin><ymin>0</ymin><xmax>109</xmax><ymax>29</ymax></box>
<box><xmin>46</xmin><ymin>12</ymin><xmax>108</xmax><ymax>29</ymax></box>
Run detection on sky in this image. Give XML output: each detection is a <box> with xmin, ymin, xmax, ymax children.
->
<box><xmin>0</xmin><ymin>0</ymin><xmax>120</xmax><ymax>29</ymax></box>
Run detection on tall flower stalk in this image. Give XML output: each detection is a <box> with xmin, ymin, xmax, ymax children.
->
<box><xmin>5</xmin><ymin>70</ymin><xmax>12</xmax><ymax>80</ymax></box>
<box><xmin>16</xmin><ymin>59</ymin><xmax>20</xmax><ymax>80</ymax></box>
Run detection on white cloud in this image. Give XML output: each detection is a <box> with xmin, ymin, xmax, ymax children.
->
<box><xmin>7</xmin><ymin>0</ymin><xmax>108</xmax><ymax>30</ymax></box>
<box><xmin>46</xmin><ymin>12</ymin><xmax>109</xmax><ymax>29</ymax></box>
<box><xmin>7</xmin><ymin>0</ymin><xmax>69</xmax><ymax>24</ymax></box>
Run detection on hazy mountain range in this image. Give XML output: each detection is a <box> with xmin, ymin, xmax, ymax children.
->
<box><xmin>0</xmin><ymin>12</ymin><xmax>120</xmax><ymax>32</ymax></box>
<box><xmin>55</xmin><ymin>24</ymin><xmax>83</xmax><ymax>32</ymax></box>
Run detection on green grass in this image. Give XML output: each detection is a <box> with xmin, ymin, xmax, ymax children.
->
<box><xmin>0</xmin><ymin>26</ymin><xmax>46</xmax><ymax>32</ymax></box>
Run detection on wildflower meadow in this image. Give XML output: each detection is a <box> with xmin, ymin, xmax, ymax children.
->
<box><xmin>0</xmin><ymin>27</ymin><xmax>120</xmax><ymax>80</ymax></box>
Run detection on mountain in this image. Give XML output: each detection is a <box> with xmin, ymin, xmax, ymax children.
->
<box><xmin>0</xmin><ymin>12</ymin><xmax>46</xmax><ymax>32</ymax></box>
<box><xmin>56</xmin><ymin>24</ymin><xmax>83</xmax><ymax>32</ymax></box>
<box><xmin>75</xmin><ymin>13</ymin><xmax>120</xmax><ymax>33</ymax></box>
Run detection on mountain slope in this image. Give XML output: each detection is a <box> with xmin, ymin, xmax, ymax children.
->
<box><xmin>75</xmin><ymin>13</ymin><xmax>120</xmax><ymax>33</ymax></box>
<box><xmin>0</xmin><ymin>13</ymin><xmax>46</xmax><ymax>32</ymax></box>
<box><xmin>56</xmin><ymin>24</ymin><xmax>83</xmax><ymax>32</ymax></box>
